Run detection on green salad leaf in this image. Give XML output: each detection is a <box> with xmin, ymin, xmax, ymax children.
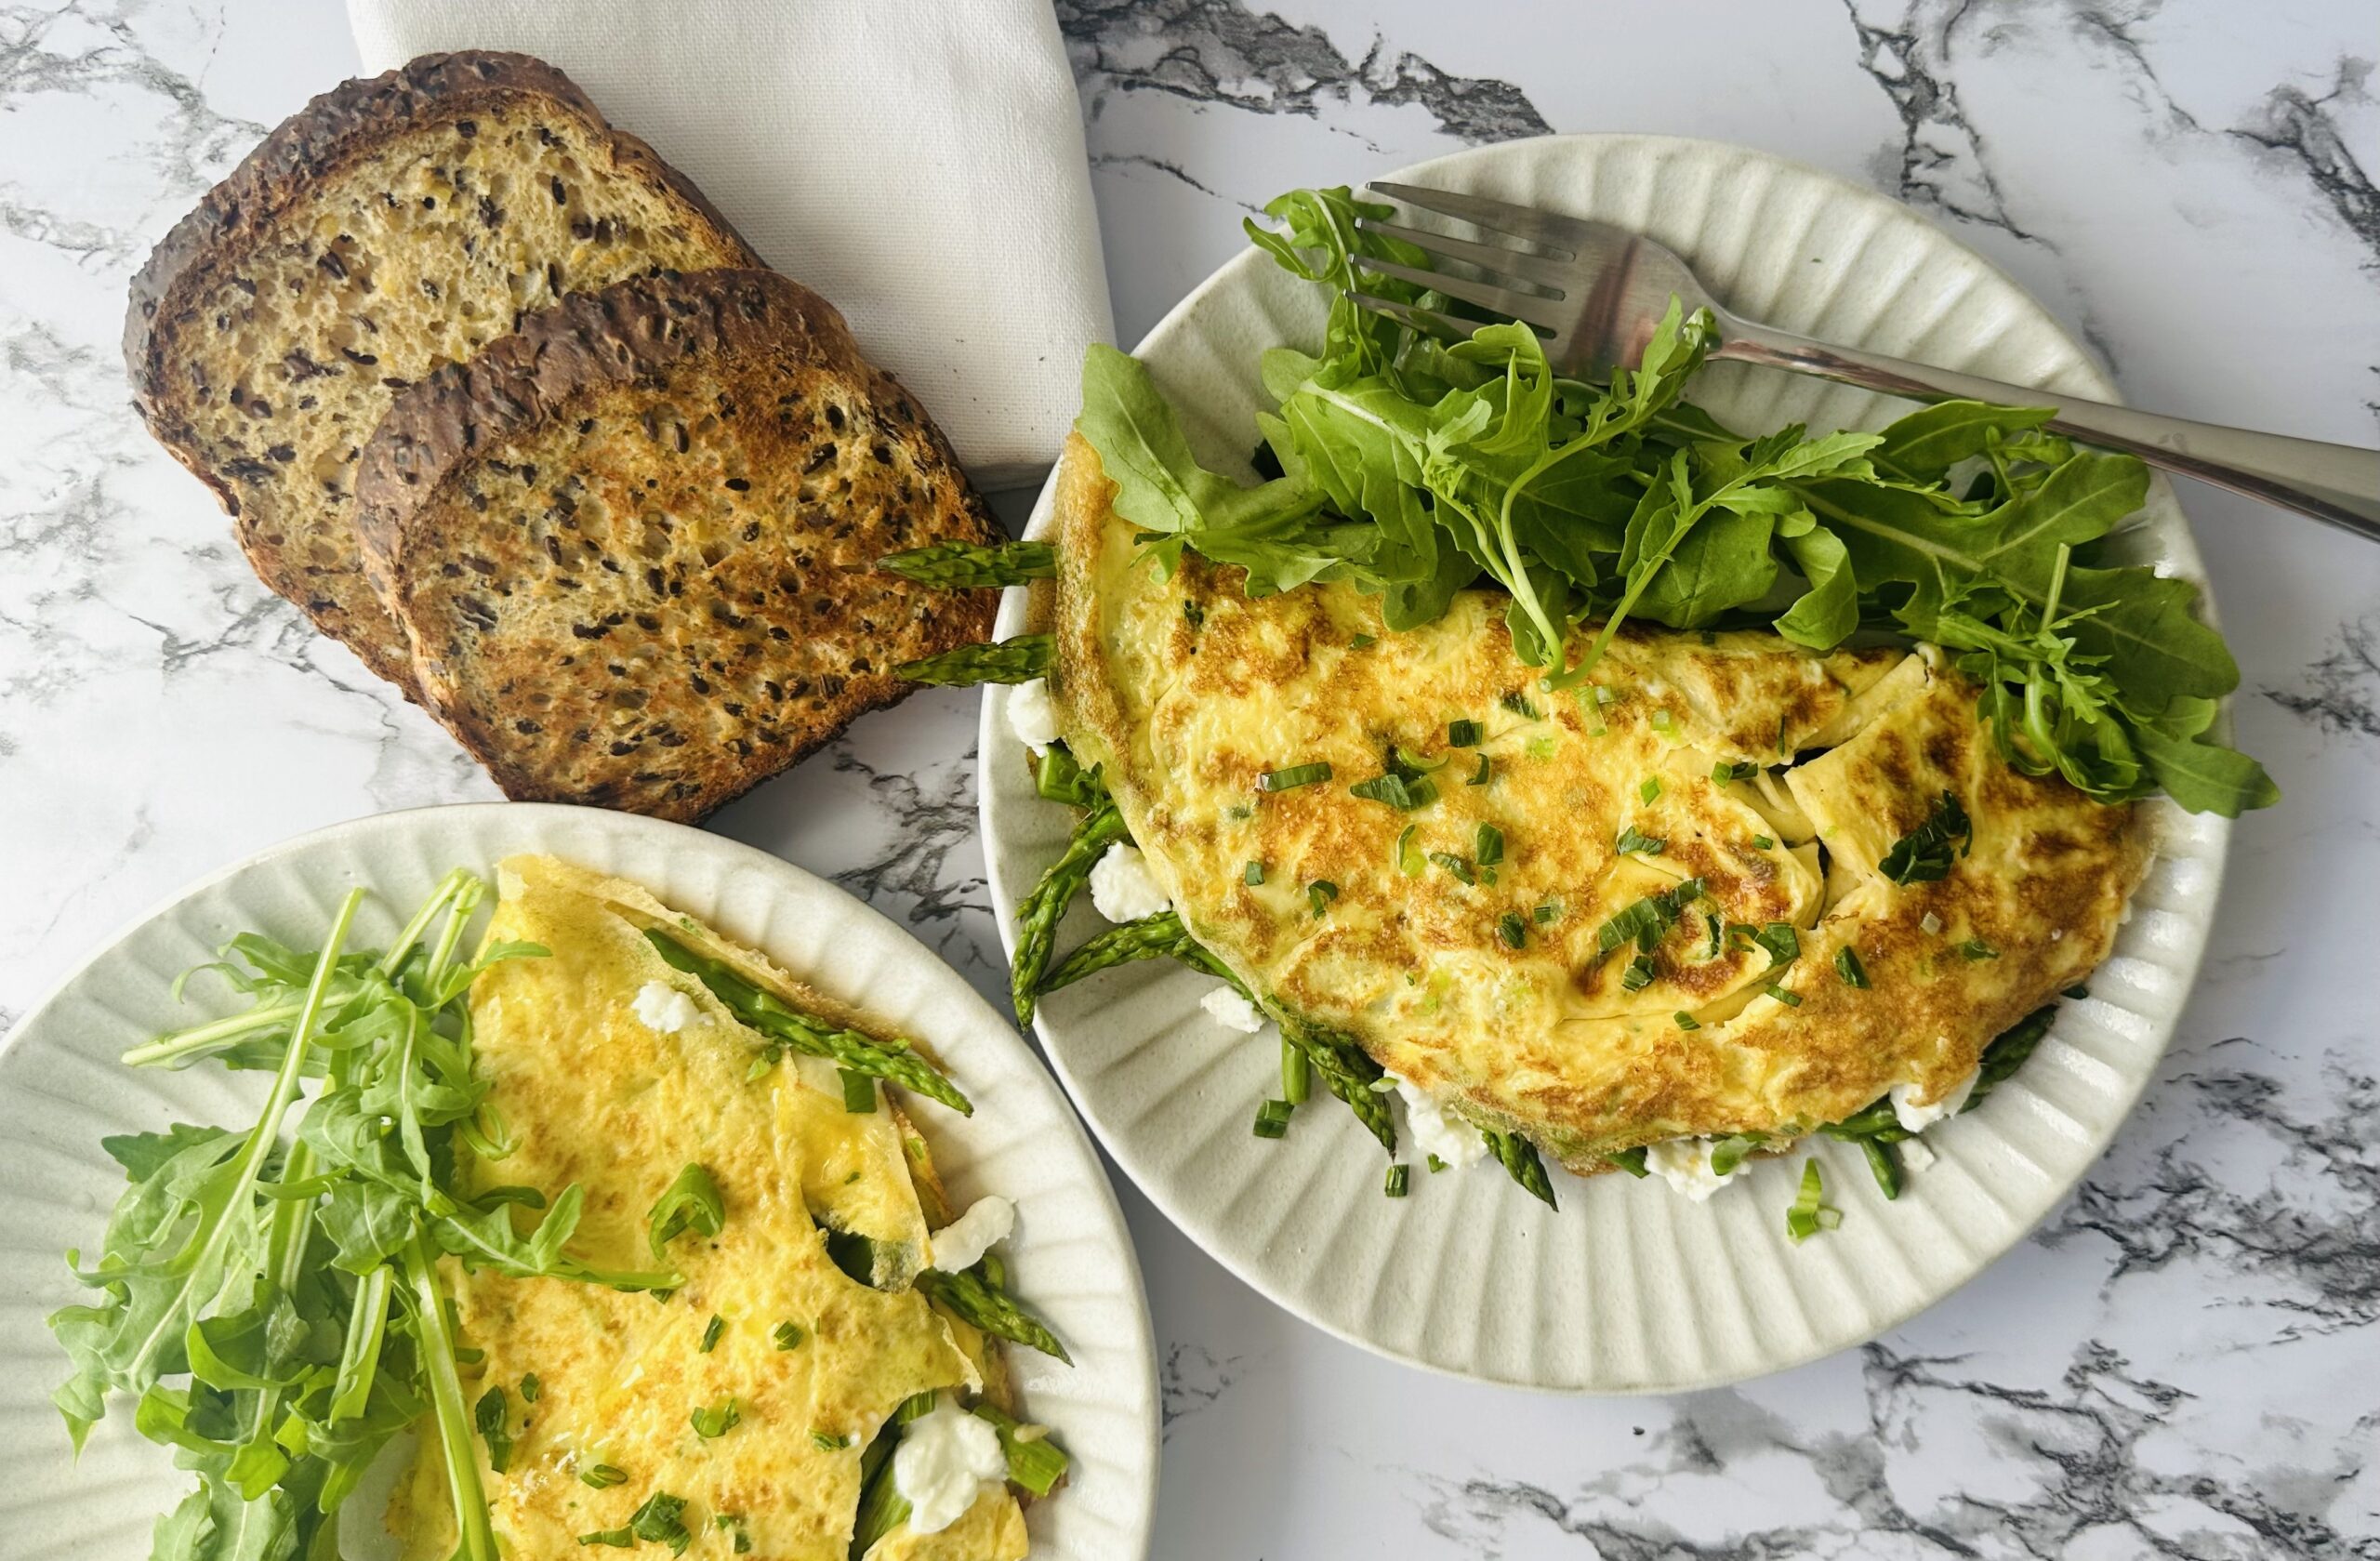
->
<box><xmin>1067</xmin><ymin>185</ymin><xmax>2274</xmax><ymax>816</ymax></box>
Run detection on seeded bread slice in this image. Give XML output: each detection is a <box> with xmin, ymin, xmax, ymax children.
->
<box><xmin>126</xmin><ymin>51</ymin><xmax>762</xmax><ymax>694</ymax></box>
<box><xmin>355</xmin><ymin>268</ymin><xmax>1000</xmax><ymax>822</ymax></box>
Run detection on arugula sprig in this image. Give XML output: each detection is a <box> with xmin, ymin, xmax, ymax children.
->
<box><xmin>47</xmin><ymin>872</ymin><xmax>681</xmax><ymax>1561</ymax></box>
<box><xmin>1069</xmin><ymin>185</ymin><xmax>2274</xmax><ymax>816</ymax></box>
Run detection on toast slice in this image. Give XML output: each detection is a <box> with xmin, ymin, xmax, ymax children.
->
<box><xmin>354</xmin><ymin>268</ymin><xmax>1000</xmax><ymax>821</ymax></box>
<box><xmin>125</xmin><ymin>51</ymin><xmax>762</xmax><ymax>694</ymax></box>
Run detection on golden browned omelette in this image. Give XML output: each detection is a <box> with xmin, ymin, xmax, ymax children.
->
<box><xmin>390</xmin><ymin>855</ymin><xmax>1026</xmax><ymax>1561</ymax></box>
<box><xmin>1045</xmin><ymin>435</ymin><xmax>2149</xmax><ymax>1171</ymax></box>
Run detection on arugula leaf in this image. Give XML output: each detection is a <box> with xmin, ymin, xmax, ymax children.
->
<box><xmin>1872</xmin><ymin>399</ymin><xmax>2056</xmax><ymax>482</ymax></box>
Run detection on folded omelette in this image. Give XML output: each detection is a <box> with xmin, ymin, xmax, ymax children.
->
<box><xmin>1042</xmin><ymin>436</ymin><xmax>2149</xmax><ymax>1171</ymax></box>
<box><xmin>390</xmin><ymin>855</ymin><xmax>1026</xmax><ymax>1561</ymax></box>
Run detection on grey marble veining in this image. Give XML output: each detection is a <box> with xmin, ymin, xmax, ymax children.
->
<box><xmin>2</xmin><ymin>0</ymin><xmax>2375</xmax><ymax>1555</ymax></box>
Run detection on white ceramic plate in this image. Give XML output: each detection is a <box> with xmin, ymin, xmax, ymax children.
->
<box><xmin>978</xmin><ymin>134</ymin><xmax>2230</xmax><ymax>1393</ymax></box>
<box><xmin>0</xmin><ymin>803</ymin><xmax>1157</xmax><ymax>1559</ymax></box>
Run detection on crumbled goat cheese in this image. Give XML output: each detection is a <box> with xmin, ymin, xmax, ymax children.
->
<box><xmin>1889</xmin><ymin>1068</ymin><xmax>1978</xmax><ymax>1133</ymax></box>
<box><xmin>1390</xmin><ymin>1074</ymin><xmax>1487</xmax><ymax>1170</ymax></box>
<box><xmin>1200</xmin><ymin>985</ymin><xmax>1265</xmax><ymax>1033</ymax></box>
<box><xmin>928</xmin><ymin>1196</ymin><xmax>1015</xmax><ymax>1276</ymax></box>
<box><xmin>1008</xmin><ymin>678</ymin><xmax>1061</xmax><ymax>756</ymax></box>
<box><xmin>892</xmin><ymin>1400</ymin><xmax>1007</xmax><ymax>1534</ymax></box>
<box><xmin>1897</xmin><ymin>1137</ymin><xmax>1938</xmax><ymax>1173</ymax></box>
<box><xmin>630</xmin><ymin>981</ymin><xmax>700</xmax><ymax>1034</ymax></box>
<box><xmin>1089</xmin><ymin>843</ymin><xmax>1171</xmax><ymax>921</ymax></box>
<box><xmin>1645</xmin><ymin>1137</ymin><xmax>1739</xmax><ymax>1201</ymax></box>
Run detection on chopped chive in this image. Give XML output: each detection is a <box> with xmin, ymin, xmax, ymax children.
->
<box><xmin>1880</xmin><ymin>790</ymin><xmax>1974</xmax><ymax>885</ymax></box>
<box><xmin>1384</xmin><ymin>1164</ymin><xmax>1410</xmax><ymax>1198</ymax></box>
<box><xmin>1182</xmin><ymin>599</ymin><xmax>1206</xmax><ymax>629</ymax></box>
<box><xmin>772</xmin><ymin>1321</ymin><xmax>805</xmax><ymax>1350</ymax></box>
<box><xmin>1765</xmin><ymin>983</ymin><xmax>1802</xmax><ymax>1007</ymax></box>
<box><xmin>1244</xmin><ymin>860</ymin><xmax>1264</xmax><ymax>885</ymax></box>
<box><xmin>1475</xmin><ymin>823</ymin><xmax>1505</xmax><ymax>866</ymax></box>
<box><xmin>698</xmin><ymin>1314</ymin><xmax>724</xmax><ymax>1354</ymax></box>
<box><xmin>1614</xmin><ymin>824</ymin><xmax>1665</xmax><ymax>856</ymax></box>
<box><xmin>1752</xmin><ymin>922</ymin><xmax>1800</xmax><ymax>968</ymax></box>
<box><xmin>1281</xmin><ymin>1037</ymin><xmax>1311</xmax><ymax>1105</ymax></box>
<box><xmin>1351</xmin><ymin>772</ymin><xmax>1435</xmax><ymax>808</ymax></box>
<box><xmin>1533</xmin><ymin>901</ymin><xmax>1560</xmax><ymax>924</ymax></box>
<box><xmin>809</xmin><ymin>1430</ymin><xmax>846</xmax><ymax>1452</ymax></box>
<box><xmin>1394</xmin><ymin>824</ymin><xmax>1423</xmax><ymax>877</ymax></box>
<box><xmin>1306</xmin><ymin>880</ymin><xmax>1339</xmax><ymax>918</ymax></box>
<box><xmin>1252</xmin><ymin>1101</ymin><xmax>1289</xmax><ymax>1139</ymax></box>
<box><xmin>1650</xmin><ymin>708</ymin><xmax>1675</xmax><ymax>735</ymax></box>
<box><xmin>1673</xmin><ymin>1011</ymin><xmax>1700</xmax><ymax>1030</ymax></box>
<box><xmin>692</xmin><ymin>1398</ymin><xmax>742</xmax><ymax>1439</ymax></box>
<box><xmin>2063</xmin><ymin>984</ymin><xmax>2090</xmax><ymax>999</ymax></box>
<box><xmin>1752</xmin><ymin>834</ymin><xmax>1775</xmax><ymax>850</ymax></box>
<box><xmin>1427</xmin><ymin>1154</ymin><xmax>1448</xmax><ymax>1173</ymax></box>
<box><xmin>1712</xmin><ymin>761</ymin><xmax>1759</xmax><ymax>784</ymax></box>
<box><xmin>1448</xmin><ymin>718</ymin><xmax>1484</xmax><ymax>747</ymax></box>
<box><xmin>1958</xmin><ymin>938</ymin><xmax>2001</xmax><ymax>961</ymax></box>
<box><xmin>1350</xmin><ymin>633</ymin><xmax>1376</xmax><ymax>649</ymax></box>
<box><xmin>1606</xmin><ymin>1146</ymin><xmax>1651</xmax><ymax>1178</ymax></box>
<box><xmin>1428</xmin><ymin>851</ymin><xmax>1475</xmax><ymax>886</ymax></box>
<box><xmin>1259</xmin><ymin>761</ymin><xmax>1332</xmax><ymax>792</ymax></box>
<box><xmin>840</xmin><ymin>1067</ymin><xmax>877</xmax><ymax>1114</ymax></box>
<box><xmin>1776</xmin><ymin>715</ymin><xmax>1792</xmax><ymax>758</ymax></box>
<box><xmin>1620</xmin><ymin>954</ymin><xmax>1658</xmax><ymax>991</ymax></box>
<box><xmin>580</xmin><ymin>1463</ymin><xmax>628</xmax><ymax>1489</ymax></box>
<box><xmin>1498</xmin><ymin>911</ymin><xmax>1528</xmax><ymax>949</ymax></box>
<box><xmin>1705</xmin><ymin>912</ymin><xmax>1723</xmax><ymax>958</ymax></box>
<box><xmin>578</xmin><ymin>1529</ymin><xmax>634</xmax><ymax>1549</ymax></box>
<box><xmin>1835</xmin><ymin>946</ymin><xmax>1871</xmax><ymax>987</ymax></box>
<box><xmin>1526</xmin><ymin>734</ymin><xmax>1558</xmax><ymax>761</ymax></box>
<box><xmin>521</xmin><ymin>1372</ymin><xmax>541</xmax><ymax>1403</ymax></box>
<box><xmin>1501</xmin><ymin>691</ymin><xmax>1540</xmax><ymax>718</ymax></box>
<box><xmin>1466</xmin><ymin>754</ymin><xmax>1492</xmax><ymax>786</ymax></box>
<box><xmin>1639</xmin><ymin>775</ymin><xmax>1663</xmax><ymax>804</ymax></box>
<box><xmin>1784</xmin><ymin>1158</ymin><xmax>1833</xmax><ymax>1242</ymax></box>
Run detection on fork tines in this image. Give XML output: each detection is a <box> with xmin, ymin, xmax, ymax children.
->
<box><xmin>1353</xmin><ymin>180</ymin><xmax>1584</xmax><ymax>336</ymax></box>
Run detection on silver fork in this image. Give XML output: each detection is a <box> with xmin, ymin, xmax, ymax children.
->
<box><xmin>1355</xmin><ymin>180</ymin><xmax>2380</xmax><ymax>544</ymax></box>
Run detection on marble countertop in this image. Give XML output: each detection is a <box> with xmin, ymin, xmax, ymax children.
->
<box><xmin>4</xmin><ymin>0</ymin><xmax>2376</xmax><ymax>1554</ymax></box>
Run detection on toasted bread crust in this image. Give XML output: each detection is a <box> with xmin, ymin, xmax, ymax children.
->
<box><xmin>356</xmin><ymin>267</ymin><xmax>999</xmax><ymax>820</ymax></box>
<box><xmin>125</xmin><ymin>50</ymin><xmax>763</xmax><ymax>694</ymax></box>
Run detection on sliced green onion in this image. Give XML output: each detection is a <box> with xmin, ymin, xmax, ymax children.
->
<box><xmin>1350</xmin><ymin>633</ymin><xmax>1376</xmax><ymax>649</ymax></box>
<box><xmin>1880</xmin><ymin>790</ymin><xmax>1973</xmax><ymax>885</ymax></box>
<box><xmin>1429</xmin><ymin>851</ymin><xmax>1475</xmax><ymax>886</ymax></box>
<box><xmin>580</xmin><ymin>1463</ymin><xmax>628</xmax><ymax>1489</ymax></box>
<box><xmin>1650</xmin><ymin>708</ymin><xmax>1675</xmax><ymax>735</ymax></box>
<box><xmin>1467</xmin><ymin>754</ymin><xmax>1492</xmax><ymax>786</ymax></box>
<box><xmin>1394</xmin><ymin>825</ymin><xmax>1423</xmax><ymax>878</ymax></box>
<box><xmin>1448</xmin><ymin>719</ymin><xmax>1484</xmax><ymax>747</ymax></box>
<box><xmin>1606</xmin><ymin>1147</ymin><xmax>1650</xmax><ymax>1177</ymax></box>
<box><xmin>1614</xmin><ymin>824</ymin><xmax>1665</xmax><ymax>856</ymax></box>
<box><xmin>1427</xmin><ymin>1154</ymin><xmax>1448</xmax><ymax>1173</ymax></box>
<box><xmin>1784</xmin><ymin>1158</ymin><xmax>1834</xmax><ymax>1243</ymax></box>
<box><xmin>1350</xmin><ymin>773</ymin><xmax>1420</xmax><ymax>807</ymax></box>
<box><xmin>1765</xmin><ymin>983</ymin><xmax>1802</xmax><ymax>1007</ymax></box>
<box><xmin>1501</xmin><ymin>691</ymin><xmax>1540</xmax><ymax>719</ymax></box>
<box><xmin>1498</xmin><ymin>912</ymin><xmax>1527</xmax><ymax>949</ymax></box>
<box><xmin>1712</xmin><ymin>761</ymin><xmax>1759</xmax><ymax>784</ymax></box>
<box><xmin>1252</xmin><ymin>1100</ymin><xmax>1290</xmax><ymax>1139</ymax></box>
<box><xmin>1639</xmin><ymin>775</ymin><xmax>1663</xmax><ymax>804</ymax></box>
<box><xmin>692</xmin><ymin>1398</ymin><xmax>742</xmax><ymax>1438</ymax></box>
<box><xmin>809</xmin><ymin>1430</ymin><xmax>846</xmax><ymax>1452</ymax></box>
<box><xmin>840</xmin><ymin>1068</ymin><xmax>877</xmax><ymax>1114</ymax></box>
<box><xmin>1475</xmin><ymin>823</ymin><xmax>1505</xmax><ymax>866</ymax></box>
<box><xmin>1752</xmin><ymin>922</ymin><xmax>1800</xmax><ymax>968</ymax></box>
<box><xmin>1621</xmin><ymin>954</ymin><xmax>1658</xmax><ymax>990</ymax></box>
<box><xmin>1259</xmin><ymin>761</ymin><xmax>1333</xmax><ymax>792</ymax></box>
<box><xmin>1751</xmin><ymin>834</ymin><xmax>1775</xmax><ymax>851</ymax></box>
<box><xmin>1244</xmin><ymin>860</ymin><xmax>1264</xmax><ymax>885</ymax></box>
<box><xmin>522</xmin><ymin>1373</ymin><xmax>542</xmax><ymax>1403</ymax></box>
<box><xmin>1306</xmin><ymin>880</ymin><xmax>1339</xmax><ymax>918</ymax></box>
<box><xmin>1280</xmin><ymin>1036</ymin><xmax>1311</xmax><ymax>1105</ymax></box>
<box><xmin>1835</xmin><ymin>946</ymin><xmax>1871</xmax><ymax>988</ymax></box>
<box><xmin>1959</xmin><ymin>938</ymin><xmax>2001</xmax><ymax>961</ymax></box>
<box><xmin>1384</xmin><ymin>1164</ymin><xmax>1410</xmax><ymax>1198</ymax></box>
<box><xmin>1673</xmin><ymin>1011</ymin><xmax>1700</xmax><ymax>1031</ymax></box>
<box><xmin>772</xmin><ymin>1322</ymin><xmax>805</xmax><ymax>1351</ymax></box>
<box><xmin>1533</xmin><ymin>901</ymin><xmax>1560</xmax><ymax>924</ymax></box>
<box><xmin>699</xmin><ymin>1315</ymin><xmax>724</xmax><ymax>1354</ymax></box>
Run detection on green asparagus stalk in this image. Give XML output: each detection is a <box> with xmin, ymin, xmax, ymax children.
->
<box><xmin>895</xmin><ymin>634</ymin><xmax>1053</xmax><ymax>686</ymax></box>
<box><xmin>877</xmin><ymin>540</ymin><xmax>1057</xmax><ymax>589</ymax></box>
<box><xmin>1033</xmin><ymin>743</ymin><xmax>1110</xmax><ymax>810</ymax></box>
<box><xmin>1040</xmin><ymin>911</ymin><xmax>1201</xmax><ymax>994</ymax></box>
<box><xmin>972</xmin><ymin>1403</ymin><xmax>1070</xmax><ymax>1497</ymax></box>
<box><xmin>1480</xmin><ymin>1127</ymin><xmax>1558</xmax><ymax>1209</ymax></box>
<box><xmin>916</xmin><ymin>1266</ymin><xmax>1070</xmax><ymax>1364</ymax></box>
<box><xmin>1282</xmin><ymin>1020</ymin><xmax>1395</xmax><ymax>1152</ymax></box>
<box><xmin>644</xmin><ymin>931</ymin><xmax>971</xmax><ymax>1116</ymax></box>
<box><xmin>1011</xmin><ymin>803</ymin><xmax>1130</xmax><ymax>1025</ymax></box>
<box><xmin>1966</xmin><ymin>1003</ymin><xmax>2056</xmax><ymax>1109</ymax></box>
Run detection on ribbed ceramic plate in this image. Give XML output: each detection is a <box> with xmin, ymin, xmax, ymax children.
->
<box><xmin>0</xmin><ymin>804</ymin><xmax>1157</xmax><ymax>1559</ymax></box>
<box><xmin>978</xmin><ymin>135</ymin><xmax>2230</xmax><ymax>1392</ymax></box>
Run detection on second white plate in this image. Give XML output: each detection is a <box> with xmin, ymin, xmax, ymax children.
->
<box><xmin>0</xmin><ymin>803</ymin><xmax>1157</xmax><ymax>1559</ymax></box>
<box><xmin>978</xmin><ymin>133</ymin><xmax>2231</xmax><ymax>1393</ymax></box>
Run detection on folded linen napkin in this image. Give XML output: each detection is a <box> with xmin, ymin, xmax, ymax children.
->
<box><xmin>348</xmin><ymin>0</ymin><xmax>1112</xmax><ymax>488</ymax></box>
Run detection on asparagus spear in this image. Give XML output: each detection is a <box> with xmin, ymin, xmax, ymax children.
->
<box><xmin>1039</xmin><ymin>910</ymin><xmax>1201</xmax><ymax>994</ymax></box>
<box><xmin>1282</xmin><ymin>1020</ymin><xmax>1395</xmax><ymax>1152</ymax></box>
<box><xmin>917</xmin><ymin>1266</ymin><xmax>1070</xmax><ymax>1364</ymax></box>
<box><xmin>1011</xmin><ymin>803</ymin><xmax>1130</xmax><ymax>1024</ymax></box>
<box><xmin>1480</xmin><ymin>1127</ymin><xmax>1558</xmax><ymax>1209</ymax></box>
<box><xmin>876</xmin><ymin>539</ymin><xmax>1057</xmax><ymax>589</ymax></box>
<box><xmin>895</xmin><ymin>633</ymin><xmax>1052</xmax><ymax>686</ymax></box>
<box><xmin>644</xmin><ymin>931</ymin><xmax>971</xmax><ymax>1115</ymax></box>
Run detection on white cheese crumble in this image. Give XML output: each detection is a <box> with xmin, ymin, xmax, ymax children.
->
<box><xmin>1390</xmin><ymin>1074</ymin><xmax>1488</xmax><ymax>1170</ymax></box>
<box><xmin>1898</xmin><ymin>1138</ymin><xmax>1938</xmax><ymax>1173</ymax></box>
<box><xmin>1889</xmin><ymin>1068</ymin><xmax>1978</xmax><ymax>1133</ymax></box>
<box><xmin>928</xmin><ymin>1196</ymin><xmax>1015</xmax><ymax>1276</ymax></box>
<box><xmin>892</xmin><ymin>1400</ymin><xmax>1006</xmax><ymax>1535</ymax></box>
<box><xmin>1645</xmin><ymin>1138</ymin><xmax>1739</xmax><ymax>1202</ymax></box>
<box><xmin>1088</xmin><ymin>842</ymin><xmax>1171</xmax><ymax>921</ymax></box>
<box><xmin>1007</xmin><ymin>677</ymin><xmax>1061</xmax><ymax>756</ymax></box>
<box><xmin>630</xmin><ymin>981</ymin><xmax>700</xmax><ymax>1034</ymax></box>
<box><xmin>1200</xmin><ymin>985</ymin><xmax>1265</xmax><ymax>1033</ymax></box>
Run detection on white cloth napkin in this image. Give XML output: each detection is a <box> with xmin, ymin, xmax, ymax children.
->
<box><xmin>348</xmin><ymin>0</ymin><xmax>1112</xmax><ymax>488</ymax></box>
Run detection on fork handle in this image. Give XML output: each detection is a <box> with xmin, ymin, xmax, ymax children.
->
<box><xmin>1713</xmin><ymin>316</ymin><xmax>2380</xmax><ymax>544</ymax></box>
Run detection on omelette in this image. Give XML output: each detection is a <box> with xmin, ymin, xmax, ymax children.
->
<box><xmin>390</xmin><ymin>855</ymin><xmax>1035</xmax><ymax>1561</ymax></box>
<box><xmin>1038</xmin><ymin>436</ymin><xmax>2149</xmax><ymax>1174</ymax></box>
